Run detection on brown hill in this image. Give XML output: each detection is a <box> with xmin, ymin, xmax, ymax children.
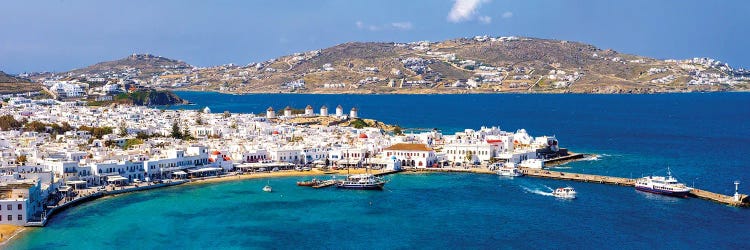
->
<box><xmin>182</xmin><ymin>37</ymin><xmax>747</xmax><ymax>94</ymax></box>
<box><xmin>0</xmin><ymin>71</ymin><xmax>41</xmax><ymax>94</ymax></box>
<box><xmin>69</xmin><ymin>54</ymin><xmax>191</xmax><ymax>76</ymax></box>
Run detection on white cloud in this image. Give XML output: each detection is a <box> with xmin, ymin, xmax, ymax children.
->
<box><xmin>502</xmin><ymin>11</ymin><xmax>513</xmax><ymax>19</ymax></box>
<box><xmin>478</xmin><ymin>16</ymin><xmax>492</xmax><ymax>24</ymax></box>
<box><xmin>356</xmin><ymin>21</ymin><xmax>413</xmax><ymax>31</ymax></box>
<box><xmin>447</xmin><ymin>0</ymin><xmax>490</xmax><ymax>23</ymax></box>
<box><xmin>391</xmin><ymin>22</ymin><xmax>413</xmax><ymax>30</ymax></box>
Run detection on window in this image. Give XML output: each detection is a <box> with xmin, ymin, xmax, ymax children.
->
<box><xmin>17</xmin><ymin>214</ymin><xmax>22</xmax><ymax>221</ymax></box>
<box><xmin>7</xmin><ymin>215</ymin><xmax>11</xmax><ymax>221</ymax></box>
<box><xmin>17</xmin><ymin>204</ymin><xmax>21</xmax><ymax>210</ymax></box>
<box><xmin>6</xmin><ymin>205</ymin><xmax>10</xmax><ymax>210</ymax></box>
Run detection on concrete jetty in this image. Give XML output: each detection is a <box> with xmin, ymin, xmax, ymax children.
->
<box><xmin>520</xmin><ymin>167</ymin><xmax>749</xmax><ymax>207</ymax></box>
<box><xmin>410</xmin><ymin>166</ymin><xmax>748</xmax><ymax>207</ymax></box>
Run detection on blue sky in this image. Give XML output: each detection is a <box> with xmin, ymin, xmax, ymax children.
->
<box><xmin>1</xmin><ymin>0</ymin><xmax>748</xmax><ymax>73</ymax></box>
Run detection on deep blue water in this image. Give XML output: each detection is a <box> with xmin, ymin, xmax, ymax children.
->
<box><xmin>9</xmin><ymin>92</ymin><xmax>750</xmax><ymax>249</ymax></box>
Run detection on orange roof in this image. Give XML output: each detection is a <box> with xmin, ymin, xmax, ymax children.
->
<box><xmin>358</xmin><ymin>133</ymin><xmax>368</xmax><ymax>139</ymax></box>
<box><xmin>384</xmin><ymin>143</ymin><xmax>433</xmax><ymax>151</ymax></box>
<box><xmin>212</xmin><ymin>151</ymin><xmax>221</xmax><ymax>155</ymax></box>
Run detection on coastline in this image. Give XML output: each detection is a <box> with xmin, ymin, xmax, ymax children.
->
<box><xmin>172</xmin><ymin>88</ymin><xmax>750</xmax><ymax>96</ymax></box>
<box><xmin>5</xmin><ymin>159</ymin><xmax>747</xmax><ymax>246</ymax></box>
<box><xmin>0</xmin><ymin>168</ymin><xmax>378</xmax><ymax>246</ymax></box>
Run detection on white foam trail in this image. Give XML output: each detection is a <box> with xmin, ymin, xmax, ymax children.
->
<box><xmin>582</xmin><ymin>155</ymin><xmax>600</xmax><ymax>161</ymax></box>
<box><xmin>522</xmin><ymin>186</ymin><xmax>554</xmax><ymax>197</ymax></box>
<box><xmin>542</xmin><ymin>185</ymin><xmax>555</xmax><ymax>192</ymax></box>
<box><xmin>552</xmin><ymin>166</ymin><xmax>572</xmax><ymax>169</ymax></box>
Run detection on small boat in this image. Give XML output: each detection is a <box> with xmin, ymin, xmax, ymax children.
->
<box><xmin>635</xmin><ymin>167</ymin><xmax>691</xmax><ymax>197</ymax></box>
<box><xmin>553</xmin><ymin>187</ymin><xmax>577</xmax><ymax>199</ymax></box>
<box><xmin>263</xmin><ymin>181</ymin><xmax>272</xmax><ymax>192</ymax></box>
<box><xmin>496</xmin><ymin>163</ymin><xmax>524</xmax><ymax>177</ymax></box>
<box><xmin>336</xmin><ymin>174</ymin><xmax>386</xmax><ymax>190</ymax></box>
<box><xmin>297</xmin><ymin>178</ymin><xmax>321</xmax><ymax>186</ymax></box>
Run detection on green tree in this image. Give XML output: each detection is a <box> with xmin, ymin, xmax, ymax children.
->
<box><xmin>122</xmin><ymin>138</ymin><xmax>144</xmax><ymax>149</ymax></box>
<box><xmin>171</xmin><ymin>122</ymin><xmax>182</xmax><ymax>139</ymax></box>
<box><xmin>393</xmin><ymin>127</ymin><xmax>403</xmax><ymax>135</ymax></box>
<box><xmin>465</xmin><ymin>151</ymin><xmax>474</xmax><ymax>162</ymax></box>
<box><xmin>118</xmin><ymin>120</ymin><xmax>128</xmax><ymax>136</ymax></box>
<box><xmin>24</xmin><ymin>121</ymin><xmax>49</xmax><ymax>133</ymax></box>
<box><xmin>16</xmin><ymin>155</ymin><xmax>27</xmax><ymax>164</ymax></box>
<box><xmin>0</xmin><ymin>115</ymin><xmax>23</xmax><ymax>131</ymax></box>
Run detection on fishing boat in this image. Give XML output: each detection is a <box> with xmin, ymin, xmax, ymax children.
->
<box><xmin>635</xmin><ymin>168</ymin><xmax>691</xmax><ymax>197</ymax></box>
<box><xmin>336</xmin><ymin>174</ymin><xmax>386</xmax><ymax>190</ymax></box>
<box><xmin>553</xmin><ymin>187</ymin><xmax>577</xmax><ymax>199</ymax></box>
<box><xmin>496</xmin><ymin>163</ymin><xmax>524</xmax><ymax>177</ymax></box>
<box><xmin>296</xmin><ymin>178</ymin><xmax>321</xmax><ymax>187</ymax></box>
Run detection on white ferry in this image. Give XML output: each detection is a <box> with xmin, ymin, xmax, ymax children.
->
<box><xmin>496</xmin><ymin>163</ymin><xmax>524</xmax><ymax>177</ymax></box>
<box><xmin>635</xmin><ymin>169</ymin><xmax>691</xmax><ymax>197</ymax></box>
<box><xmin>553</xmin><ymin>187</ymin><xmax>577</xmax><ymax>199</ymax></box>
<box><xmin>336</xmin><ymin>174</ymin><xmax>386</xmax><ymax>190</ymax></box>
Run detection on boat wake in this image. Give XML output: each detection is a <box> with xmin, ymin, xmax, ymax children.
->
<box><xmin>582</xmin><ymin>155</ymin><xmax>600</xmax><ymax>161</ymax></box>
<box><xmin>521</xmin><ymin>185</ymin><xmax>554</xmax><ymax>197</ymax></box>
<box><xmin>551</xmin><ymin>166</ymin><xmax>572</xmax><ymax>169</ymax></box>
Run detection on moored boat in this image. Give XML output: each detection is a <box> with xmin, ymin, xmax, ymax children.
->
<box><xmin>496</xmin><ymin>163</ymin><xmax>524</xmax><ymax>177</ymax></box>
<box><xmin>635</xmin><ymin>168</ymin><xmax>691</xmax><ymax>197</ymax></box>
<box><xmin>297</xmin><ymin>178</ymin><xmax>322</xmax><ymax>186</ymax></box>
<box><xmin>336</xmin><ymin>174</ymin><xmax>386</xmax><ymax>190</ymax></box>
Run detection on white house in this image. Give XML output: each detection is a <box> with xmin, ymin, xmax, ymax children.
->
<box><xmin>382</xmin><ymin>143</ymin><xmax>437</xmax><ymax>168</ymax></box>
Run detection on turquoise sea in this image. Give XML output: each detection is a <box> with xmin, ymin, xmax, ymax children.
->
<box><xmin>9</xmin><ymin>92</ymin><xmax>750</xmax><ymax>249</ymax></box>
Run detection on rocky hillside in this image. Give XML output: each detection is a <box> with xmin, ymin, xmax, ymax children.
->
<box><xmin>0</xmin><ymin>71</ymin><xmax>42</xmax><ymax>94</ymax></box>
<box><xmin>177</xmin><ymin>37</ymin><xmax>748</xmax><ymax>94</ymax></box>
<box><xmin>114</xmin><ymin>90</ymin><xmax>188</xmax><ymax>106</ymax></box>
<box><xmin>68</xmin><ymin>54</ymin><xmax>191</xmax><ymax>77</ymax></box>
<box><xmin>49</xmin><ymin>36</ymin><xmax>749</xmax><ymax>94</ymax></box>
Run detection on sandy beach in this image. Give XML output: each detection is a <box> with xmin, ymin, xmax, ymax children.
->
<box><xmin>0</xmin><ymin>225</ymin><xmax>24</xmax><ymax>246</ymax></box>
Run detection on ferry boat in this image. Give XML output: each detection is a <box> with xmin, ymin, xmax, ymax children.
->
<box><xmin>553</xmin><ymin>187</ymin><xmax>577</xmax><ymax>199</ymax></box>
<box><xmin>635</xmin><ymin>169</ymin><xmax>691</xmax><ymax>197</ymax></box>
<box><xmin>297</xmin><ymin>178</ymin><xmax>322</xmax><ymax>187</ymax></box>
<box><xmin>496</xmin><ymin>163</ymin><xmax>524</xmax><ymax>177</ymax></box>
<box><xmin>336</xmin><ymin>174</ymin><xmax>386</xmax><ymax>190</ymax></box>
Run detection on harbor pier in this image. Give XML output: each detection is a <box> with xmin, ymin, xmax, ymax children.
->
<box><xmin>409</xmin><ymin>166</ymin><xmax>749</xmax><ymax>207</ymax></box>
<box><xmin>520</xmin><ymin>167</ymin><xmax>749</xmax><ymax>207</ymax></box>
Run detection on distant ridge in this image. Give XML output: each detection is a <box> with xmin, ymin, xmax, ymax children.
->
<box><xmin>0</xmin><ymin>71</ymin><xmax>41</xmax><ymax>94</ymax></box>
<box><xmin>68</xmin><ymin>54</ymin><xmax>191</xmax><ymax>76</ymax></box>
<box><xmin>39</xmin><ymin>36</ymin><xmax>749</xmax><ymax>94</ymax></box>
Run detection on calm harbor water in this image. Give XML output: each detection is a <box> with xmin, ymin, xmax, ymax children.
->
<box><xmin>9</xmin><ymin>92</ymin><xmax>750</xmax><ymax>249</ymax></box>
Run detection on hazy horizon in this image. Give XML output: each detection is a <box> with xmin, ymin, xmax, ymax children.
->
<box><xmin>2</xmin><ymin>0</ymin><xmax>748</xmax><ymax>74</ymax></box>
